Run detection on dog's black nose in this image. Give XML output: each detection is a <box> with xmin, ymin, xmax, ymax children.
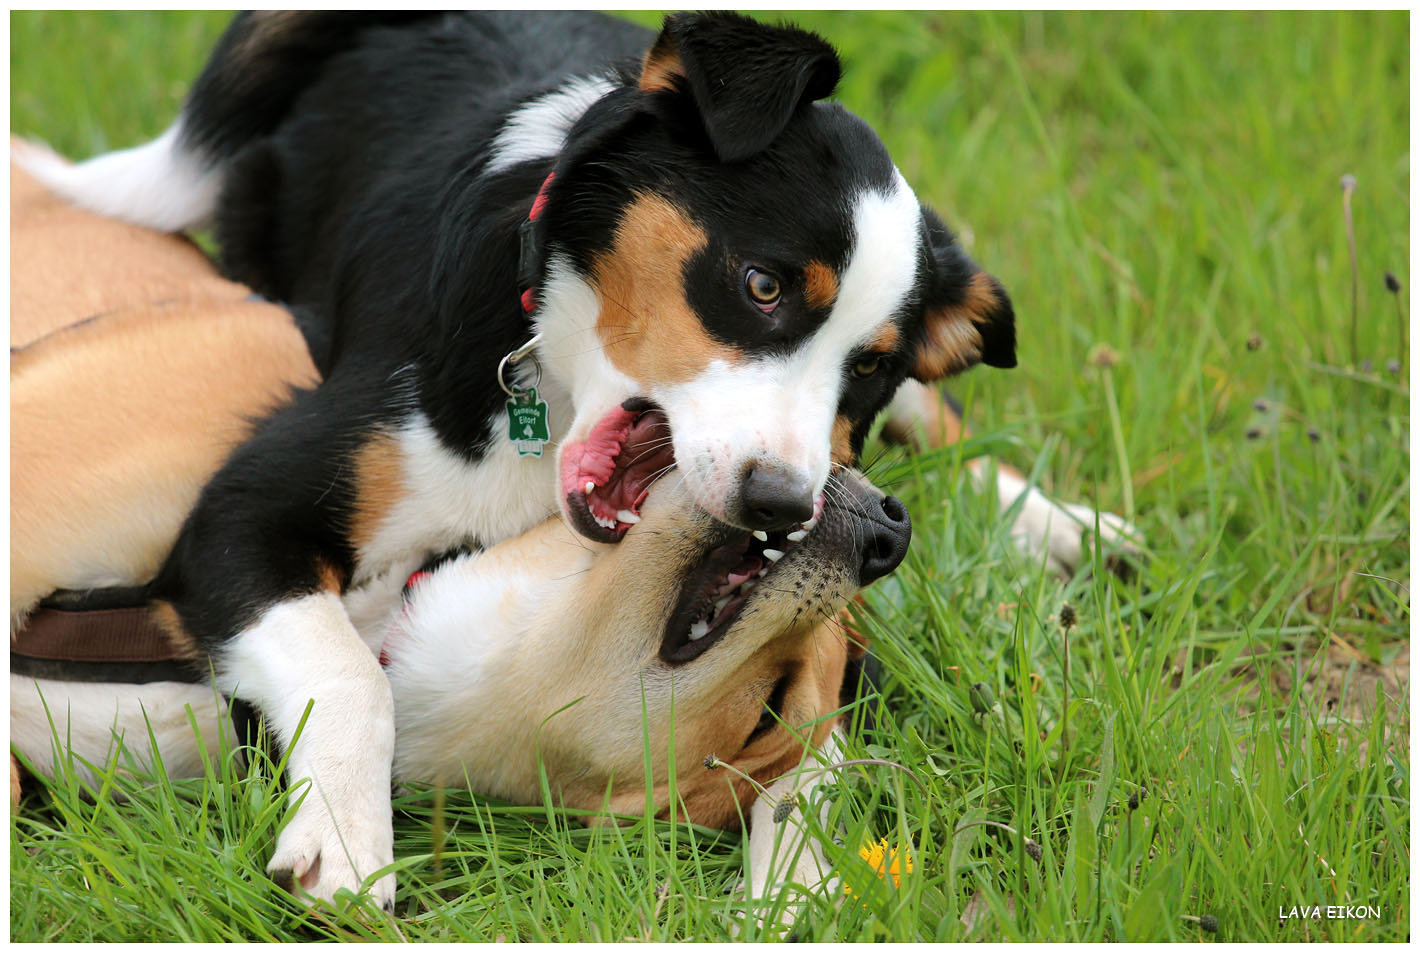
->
<box><xmin>739</xmin><ymin>461</ymin><xmax>815</xmax><ymax>530</ymax></box>
<box><xmin>858</xmin><ymin>494</ymin><xmax>912</xmax><ymax>585</ymax></box>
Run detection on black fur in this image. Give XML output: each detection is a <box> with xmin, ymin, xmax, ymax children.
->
<box><xmin>646</xmin><ymin>12</ymin><xmax>841</xmax><ymax>162</ymax></box>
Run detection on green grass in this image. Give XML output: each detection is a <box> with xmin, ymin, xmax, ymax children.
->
<box><xmin>10</xmin><ymin>10</ymin><xmax>1409</xmax><ymax>942</ymax></box>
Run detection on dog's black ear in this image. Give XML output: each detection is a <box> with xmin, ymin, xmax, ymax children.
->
<box><xmin>910</xmin><ymin>206</ymin><xmax>1016</xmax><ymax>380</ymax></box>
<box><xmin>639</xmin><ymin>12</ymin><xmax>841</xmax><ymax>162</ymax></box>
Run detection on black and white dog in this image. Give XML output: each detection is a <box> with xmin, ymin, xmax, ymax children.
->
<box><xmin>16</xmin><ymin>11</ymin><xmax>1133</xmax><ymax>908</ymax></box>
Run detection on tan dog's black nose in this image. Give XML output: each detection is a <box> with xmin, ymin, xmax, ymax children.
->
<box><xmin>857</xmin><ymin>494</ymin><xmax>911</xmax><ymax>585</ymax></box>
<box><xmin>738</xmin><ymin>460</ymin><xmax>815</xmax><ymax>530</ymax></box>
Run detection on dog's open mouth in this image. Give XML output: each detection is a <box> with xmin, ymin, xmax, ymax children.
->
<box><xmin>660</xmin><ymin>495</ymin><xmax>825</xmax><ymax>665</ymax></box>
<box><xmin>561</xmin><ymin>399</ymin><xmax>676</xmax><ymax>543</ymax></box>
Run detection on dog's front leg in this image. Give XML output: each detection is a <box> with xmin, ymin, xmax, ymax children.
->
<box><xmin>739</xmin><ymin>731</ymin><xmax>844</xmax><ymax>935</ymax></box>
<box><xmin>219</xmin><ymin>591</ymin><xmax>396</xmax><ymax>912</ymax></box>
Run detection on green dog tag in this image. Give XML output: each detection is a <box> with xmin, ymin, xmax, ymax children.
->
<box><xmin>506</xmin><ymin>387</ymin><xmax>550</xmax><ymax>457</ymax></box>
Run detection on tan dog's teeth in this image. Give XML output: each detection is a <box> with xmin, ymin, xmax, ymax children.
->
<box><xmin>616</xmin><ymin>509</ymin><xmax>640</xmax><ymax>524</ymax></box>
<box><xmin>584</xmin><ymin>481</ymin><xmax>596</xmax><ymax>495</ymax></box>
<box><xmin>752</xmin><ymin>530</ymin><xmax>768</xmax><ymax>542</ymax></box>
<box><xmin>786</xmin><ymin>529</ymin><xmax>807</xmax><ymax>543</ymax></box>
<box><xmin>689</xmin><ymin>619</ymin><xmax>710</xmax><ymax>640</ymax></box>
<box><xmin>762</xmin><ymin>548</ymin><xmax>784</xmax><ymax>563</ymax></box>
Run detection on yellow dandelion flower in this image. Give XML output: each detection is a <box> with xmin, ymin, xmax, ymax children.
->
<box><xmin>846</xmin><ymin>836</ymin><xmax>914</xmax><ymax>894</ymax></box>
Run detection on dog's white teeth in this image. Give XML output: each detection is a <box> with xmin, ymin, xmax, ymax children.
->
<box><xmin>756</xmin><ymin>567</ymin><xmax>768</xmax><ymax>578</ymax></box>
<box><xmin>616</xmin><ymin>509</ymin><xmax>640</xmax><ymax>525</ymax></box>
<box><xmin>585</xmin><ymin>481</ymin><xmax>597</xmax><ymax>496</ymax></box>
<box><xmin>753</xmin><ymin>530</ymin><xmax>769</xmax><ymax>542</ymax></box>
<box><xmin>800</xmin><ymin>517</ymin><xmax>818</xmax><ymax>532</ymax></box>
<box><xmin>763</xmin><ymin>548</ymin><xmax>785</xmax><ymax>563</ymax></box>
<box><xmin>714</xmin><ymin>595</ymin><xmax>732</xmax><ymax>613</ymax></box>
<box><xmin>786</xmin><ymin>530</ymin><xmax>808</xmax><ymax>543</ymax></box>
<box><xmin>594</xmin><ymin>513</ymin><xmax>617</xmax><ymax>530</ymax></box>
<box><xmin>689</xmin><ymin>619</ymin><xmax>710</xmax><ymax>641</ymax></box>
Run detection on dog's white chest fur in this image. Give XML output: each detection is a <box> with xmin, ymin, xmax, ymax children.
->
<box><xmin>354</xmin><ymin>409</ymin><xmax>565</xmax><ymax>586</ymax></box>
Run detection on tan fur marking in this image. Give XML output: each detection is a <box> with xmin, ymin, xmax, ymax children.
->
<box><xmin>803</xmin><ymin>260</ymin><xmax>839</xmax><ymax>311</ymax></box>
<box><xmin>350</xmin><ymin>432</ymin><xmax>405</xmax><ymax>552</ymax></box>
<box><xmin>592</xmin><ymin>193</ymin><xmax>736</xmax><ymax>384</ymax></box>
<box><xmin>961</xmin><ymin>270</ymin><xmax>1000</xmax><ymax>325</ymax></box>
<box><xmin>316</xmin><ymin>559</ymin><xmax>348</xmax><ymax>595</ymax></box>
<box><xmin>912</xmin><ymin>271</ymin><xmax>1001</xmax><ymax>381</ymax></box>
<box><xmin>639</xmin><ymin>41</ymin><xmax>685</xmax><ymax>93</ymax></box>
<box><xmin>869</xmin><ymin>322</ymin><xmax>901</xmax><ymax>354</ymax></box>
<box><xmin>151</xmin><ymin>601</ymin><xmax>202</xmax><ymax>662</ymax></box>
<box><xmin>831</xmin><ymin>415</ymin><xmax>856</xmax><ymax>465</ymax></box>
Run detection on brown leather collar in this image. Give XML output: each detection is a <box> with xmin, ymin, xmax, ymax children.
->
<box><xmin>11</xmin><ymin>592</ymin><xmax>202</xmax><ymax>684</ymax></box>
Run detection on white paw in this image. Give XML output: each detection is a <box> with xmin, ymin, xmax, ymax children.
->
<box><xmin>267</xmin><ymin>786</ymin><xmax>395</xmax><ymax>913</ymax></box>
<box><xmin>1005</xmin><ymin>479</ymin><xmax>1144</xmax><ymax>576</ymax></box>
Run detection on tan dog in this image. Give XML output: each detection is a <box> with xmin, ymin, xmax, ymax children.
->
<box><xmin>10</xmin><ymin>159</ymin><xmax>904</xmax><ymax>913</ymax></box>
<box><xmin>10</xmin><ymin>156</ymin><xmax>320</xmax><ymax>626</ymax></box>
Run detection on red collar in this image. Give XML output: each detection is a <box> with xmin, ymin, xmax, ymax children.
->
<box><xmin>517</xmin><ymin>171</ymin><xmax>556</xmax><ymax>315</ymax></box>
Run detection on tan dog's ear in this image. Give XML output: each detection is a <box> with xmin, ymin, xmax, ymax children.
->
<box><xmin>911</xmin><ymin>206</ymin><xmax>1015</xmax><ymax>380</ymax></box>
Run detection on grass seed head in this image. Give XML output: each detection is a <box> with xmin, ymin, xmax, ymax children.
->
<box><xmin>1306</xmin><ymin>426</ymin><xmax>1322</xmax><ymax>444</ymax></box>
<box><xmin>772</xmin><ymin>794</ymin><xmax>796</xmax><ymax>824</ymax></box>
<box><xmin>703</xmin><ymin>754</ymin><xmax>720</xmax><ymax>770</ymax></box>
<box><xmin>1200</xmin><ymin>914</ymin><xmax>1219</xmax><ymax>933</ymax></box>
<box><xmin>1024</xmin><ymin>838</ymin><xmax>1043</xmax><ymax>862</ymax></box>
<box><xmin>968</xmin><ymin>681</ymin><xmax>996</xmax><ymax>713</ymax></box>
<box><xmin>1059</xmin><ymin>602</ymin><xmax>1077</xmax><ymax>630</ymax></box>
<box><xmin>1245</xmin><ymin>426</ymin><xmax>1263</xmax><ymax>441</ymax></box>
<box><xmin>1385</xmin><ymin>271</ymin><xmax>1401</xmax><ymax>293</ymax></box>
<box><xmin>1246</xmin><ymin>332</ymin><xmax>1264</xmax><ymax>351</ymax></box>
<box><xmin>1088</xmin><ymin>343</ymin><xmax>1120</xmax><ymax>369</ymax></box>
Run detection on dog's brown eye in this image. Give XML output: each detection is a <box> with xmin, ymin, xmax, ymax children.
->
<box><xmin>746</xmin><ymin>268</ymin><xmax>781</xmax><ymax>311</ymax></box>
<box><xmin>852</xmin><ymin>355</ymin><xmax>883</xmax><ymax>379</ymax></box>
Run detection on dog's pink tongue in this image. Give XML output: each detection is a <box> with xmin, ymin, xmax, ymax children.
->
<box><xmin>611</xmin><ymin>411</ymin><xmax>673</xmax><ymax>509</ymax></box>
<box><xmin>560</xmin><ymin>406</ymin><xmax>637</xmax><ymax>499</ymax></box>
<box><xmin>560</xmin><ymin>405</ymin><xmax>674</xmax><ymax>524</ymax></box>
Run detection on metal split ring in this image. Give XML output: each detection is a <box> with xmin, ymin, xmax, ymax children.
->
<box><xmin>497</xmin><ymin>333</ymin><xmax>544</xmax><ymax>397</ymax></box>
